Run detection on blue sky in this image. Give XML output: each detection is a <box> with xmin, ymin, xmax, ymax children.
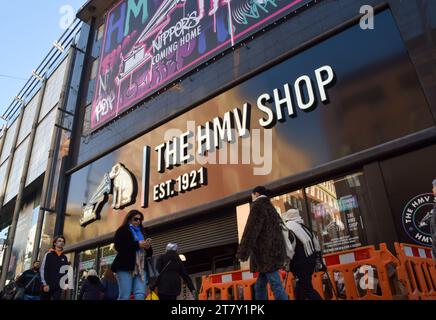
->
<box><xmin>0</xmin><ymin>0</ymin><xmax>87</xmax><ymax>122</ymax></box>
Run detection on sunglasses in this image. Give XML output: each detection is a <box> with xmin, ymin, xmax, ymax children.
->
<box><xmin>133</xmin><ymin>217</ymin><xmax>143</xmax><ymax>222</ymax></box>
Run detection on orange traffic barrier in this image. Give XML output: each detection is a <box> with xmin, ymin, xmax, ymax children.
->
<box><xmin>198</xmin><ymin>269</ymin><xmax>293</xmax><ymax>300</ymax></box>
<box><xmin>315</xmin><ymin>243</ymin><xmax>404</xmax><ymax>300</ymax></box>
<box><xmin>394</xmin><ymin>242</ymin><xmax>436</xmax><ymax>300</ymax></box>
<box><xmin>199</xmin><ymin>243</ymin><xmax>408</xmax><ymax>300</ymax></box>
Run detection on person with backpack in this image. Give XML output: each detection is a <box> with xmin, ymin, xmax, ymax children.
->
<box><xmin>15</xmin><ymin>261</ymin><xmax>42</xmax><ymax>300</ymax></box>
<box><xmin>236</xmin><ymin>186</ymin><xmax>288</xmax><ymax>300</ymax></box>
<box><xmin>111</xmin><ymin>210</ymin><xmax>153</xmax><ymax>300</ymax></box>
<box><xmin>40</xmin><ymin>235</ymin><xmax>69</xmax><ymax>300</ymax></box>
<box><xmin>154</xmin><ymin>242</ymin><xmax>196</xmax><ymax>300</ymax></box>
<box><xmin>78</xmin><ymin>269</ymin><xmax>104</xmax><ymax>300</ymax></box>
<box><xmin>283</xmin><ymin>208</ymin><xmax>323</xmax><ymax>300</ymax></box>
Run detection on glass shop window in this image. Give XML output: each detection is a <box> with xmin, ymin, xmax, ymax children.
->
<box><xmin>85</xmin><ymin>22</ymin><xmax>105</xmax><ymax>106</ymax></box>
<box><xmin>75</xmin><ymin>248</ymin><xmax>98</xmax><ymax>299</ymax></box>
<box><xmin>98</xmin><ymin>243</ymin><xmax>117</xmax><ymax>278</ymax></box>
<box><xmin>271</xmin><ymin>190</ymin><xmax>308</xmax><ymax>223</ymax></box>
<box><xmin>306</xmin><ymin>173</ymin><xmax>368</xmax><ymax>254</ymax></box>
<box><xmin>269</xmin><ymin>172</ymin><xmax>368</xmax><ymax>254</ymax></box>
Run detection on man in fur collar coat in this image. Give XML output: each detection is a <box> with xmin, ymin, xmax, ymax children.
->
<box><xmin>236</xmin><ymin>186</ymin><xmax>288</xmax><ymax>300</ymax></box>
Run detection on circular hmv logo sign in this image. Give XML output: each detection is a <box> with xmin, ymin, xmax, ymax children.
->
<box><xmin>402</xmin><ymin>193</ymin><xmax>435</xmax><ymax>246</ymax></box>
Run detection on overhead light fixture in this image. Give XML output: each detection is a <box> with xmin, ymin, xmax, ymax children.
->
<box><xmin>179</xmin><ymin>254</ymin><xmax>186</xmax><ymax>262</ymax></box>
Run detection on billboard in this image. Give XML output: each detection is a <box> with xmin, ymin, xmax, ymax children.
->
<box><xmin>91</xmin><ymin>0</ymin><xmax>307</xmax><ymax>130</ymax></box>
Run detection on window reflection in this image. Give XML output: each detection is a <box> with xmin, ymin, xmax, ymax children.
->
<box><xmin>266</xmin><ymin>172</ymin><xmax>368</xmax><ymax>254</ymax></box>
<box><xmin>98</xmin><ymin>244</ymin><xmax>117</xmax><ymax>277</ymax></box>
<box><xmin>76</xmin><ymin>248</ymin><xmax>98</xmax><ymax>299</ymax></box>
<box><xmin>271</xmin><ymin>190</ymin><xmax>308</xmax><ymax>223</ymax></box>
<box><xmin>306</xmin><ymin>173</ymin><xmax>367</xmax><ymax>253</ymax></box>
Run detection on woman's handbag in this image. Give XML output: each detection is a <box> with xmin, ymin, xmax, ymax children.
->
<box><xmin>145</xmin><ymin>256</ymin><xmax>160</xmax><ymax>289</ymax></box>
<box><xmin>146</xmin><ymin>257</ymin><xmax>172</xmax><ymax>290</ymax></box>
<box><xmin>145</xmin><ymin>258</ymin><xmax>172</xmax><ymax>301</ymax></box>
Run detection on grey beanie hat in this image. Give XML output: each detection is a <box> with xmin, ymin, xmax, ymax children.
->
<box><xmin>433</xmin><ymin>179</ymin><xmax>436</xmax><ymax>186</ymax></box>
<box><xmin>166</xmin><ymin>242</ymin><xmax>178</xmax><ymax>251</ymax></box>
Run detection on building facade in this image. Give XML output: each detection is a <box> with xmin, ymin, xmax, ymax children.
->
<box><xmin>1</xmin><ymin>0</ymin><xmax>436</xmax><ymax>298</ymax></box>
<box><xmin>0</xmin><ymin>21</ymin><xmax>86</xmax><ymax>290</ymax></box>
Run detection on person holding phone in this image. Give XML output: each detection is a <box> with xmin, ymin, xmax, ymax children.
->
<box><xmin>111</xmin><ymin>210</ymin><xmax>153</xmax><ymax>300</ymax></box>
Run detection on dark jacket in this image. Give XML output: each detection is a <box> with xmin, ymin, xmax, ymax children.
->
<box><xmin>111</xmin><ymin>225</ymin><xmax>153</xmax><ymax>272</ymax></box>
<box><xmin>237</xmin><ymin>196</ymin><xmax>286</xmax><ymax>273</ymax></box>
<box><xmin>40</xmin><ymin>249</ymin><xmax>69</xmax><ymax>290</ymax></box>
<box><xmin>79</xmin><ymin>276</ymin><xmax>104</xmax><ymax>300</ymax></box>
<box><xmin>16</xmin><ymin>269</ymin><xmax>42</xmax><ymax>296</ymax></box>
<box><xmin>289</xmin><ymin>225</ymin><xmax>317</xmax><ymax>275</ymax></box>
<box><xmin>101</xmin><ymin>277</ymin><xmax>119</xmax><ymax>300</ymax></box>
<box><xmin>156</xmin><ymin>251</ymin><xmax>195</xmax><ymax>296</ymax></box>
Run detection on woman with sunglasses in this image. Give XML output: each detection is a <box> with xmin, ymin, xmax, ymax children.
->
<box><xmin>111</xmin><ymin>210</ymin><xmax>153</xmax><ymax>300</ymax></box>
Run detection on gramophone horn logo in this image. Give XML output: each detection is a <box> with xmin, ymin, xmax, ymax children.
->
<box><xmin>80</xmin><ymin>163</ymin><xmax>136</xmax><ymax>227</ymax></box>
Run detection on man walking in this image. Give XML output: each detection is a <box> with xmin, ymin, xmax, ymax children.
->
<box><xmin>236</xmin><ymin>186</ymin><xmax>288</xmax><ymax>300</ymax></box>
<box><xmin>15</xmin><ymin>261</ymin><xmax>42</xmax><ymax>300</ymax></box>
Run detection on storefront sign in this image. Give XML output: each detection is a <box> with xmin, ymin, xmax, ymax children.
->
<box><xmin>144</xmin><ymin>65</ymin><xmax>335</xmax><ymax>205</ymax></box>
<box><xmin>91</xmin><ymin>0</ymin><xmax>308</xmax><ymax>130</ymax></box>
<box><xmin>79</xmin><ymin>260</ymin><xmax>95</xmax><ymax>271</ymax></box>
<box><xmin>402</xmin><ymin>193</ymin><xmax>435</xmax><ymax>246</ymax></box>
<box><xmin>80</xmin><ymin>163</ymin><xmax>136</xmax><ymax>226</ymax></box>
<box><xmin>100</xmin><ymin>254</ymin><xmax>116</xmax><ymax>266</ymax></box>
<box><xmin>65</xmin><ymin>10</ymin><xmax>432</xmax><ymax>245</ymax></box>
<box><xmin>339</xmin><ymin>195</ymin><xmax>358</xmax><ymax>212</ymax></box>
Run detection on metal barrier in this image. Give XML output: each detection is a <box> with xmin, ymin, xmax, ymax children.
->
<box><xmin>394</xmin><ymin>242</ymin><xmax>436</xmax><ymax>300</ymax></box>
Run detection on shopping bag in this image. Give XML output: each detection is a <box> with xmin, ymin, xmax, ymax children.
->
<box><xmin>145</xmin><ymin>290</ymin><xmax>159</xmax><ymax>300</ymax></box>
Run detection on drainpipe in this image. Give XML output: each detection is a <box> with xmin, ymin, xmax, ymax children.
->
<box><xmin>31</xmin><ymin>45</ymin><xmax>77</xmax><ymax>265</ymax></box>
<box><xmin>0</xmin><ymin>77</ymin><xmax>48</xmax><ymax>291</ymax></box>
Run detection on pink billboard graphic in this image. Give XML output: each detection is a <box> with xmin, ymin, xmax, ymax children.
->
<box><xmin>91</xmin><ymin>0</ymin><xmax>306</xmax><ymax>130</ymax></box>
